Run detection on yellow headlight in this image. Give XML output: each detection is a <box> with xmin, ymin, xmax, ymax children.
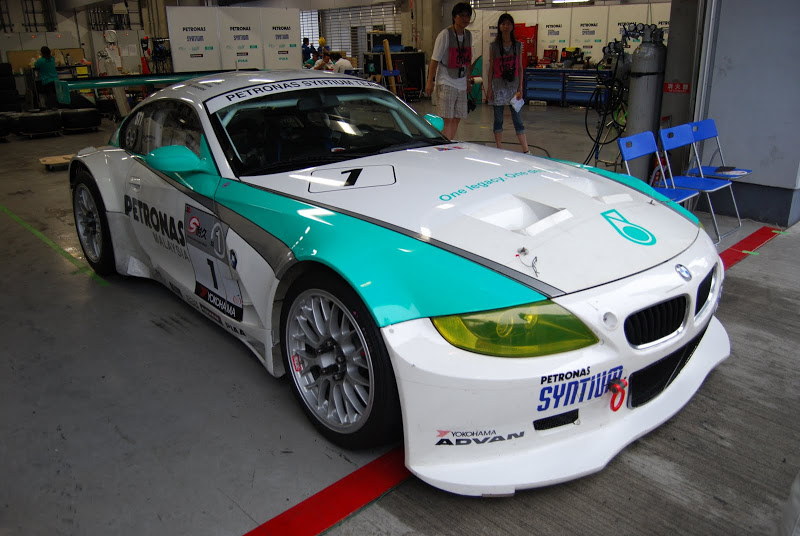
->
<box><xmin>432</xmin><ymin>300</ymin><xmax>598</xmax><ymax>358</ymax></box>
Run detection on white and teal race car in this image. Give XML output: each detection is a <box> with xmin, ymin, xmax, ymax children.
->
<box><xmin>70</xmin><ymin>70</ymin><xmax>729</xmax><ymax>496</ymax></box>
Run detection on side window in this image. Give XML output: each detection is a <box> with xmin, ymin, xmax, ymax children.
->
<box><xmin>159</xmin><ymin>102</ymin><xmax>203</xmax><ymax>156</ymax></box>
<box><xmin>119</xmin><ymin>110</ymin><xmax>144</xmax><ymax>154</ymax></box>
<box><xmin>119</xmin><ymin>101</ymin><xmax>203</xmax><ymax>157</ymax></box>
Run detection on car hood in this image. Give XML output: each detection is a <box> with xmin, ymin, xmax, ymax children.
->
<box><xmin>239</xmin><ymin>143</ymin><xmax>700</xmax><ymax>295</ymax></box>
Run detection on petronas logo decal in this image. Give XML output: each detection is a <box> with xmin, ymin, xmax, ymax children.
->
<box><xmin>601</xmin><ymin>209</ymin><xmax>656</xmax><ymax>246</ymax></box>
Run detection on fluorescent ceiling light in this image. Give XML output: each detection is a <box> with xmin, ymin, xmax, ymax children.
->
<box><xmin>552</xmin><ymin>0</ymin><xmax>591</xmax><ymax>3</ymax></box>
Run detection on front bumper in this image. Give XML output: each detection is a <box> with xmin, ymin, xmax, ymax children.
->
<box><xmin>383</xmin><ymin>235</ymin><xmax>730</xmax><ymax>496</ymax></box>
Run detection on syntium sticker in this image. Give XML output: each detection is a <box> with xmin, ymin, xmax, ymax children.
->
<box><xmin>602</xmin><ymin>209</ymin><xmax>656</xmax><ymax>246</ymax></box>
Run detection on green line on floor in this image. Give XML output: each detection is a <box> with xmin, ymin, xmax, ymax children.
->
<box><xmin>740</xmin><ymin>250</ymin><xmax>760</xmax><ymax>255</ymax></box>
<box><xmin>772</xmin><ymin>230</ymin><xmax>789</xmax><ymax>235</ymax></box>
<box><xmin>0</xmin><ymin>203</ymin><xmax>109</xmax><ymax>287</ymax></box>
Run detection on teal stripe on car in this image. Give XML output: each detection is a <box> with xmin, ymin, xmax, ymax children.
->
<box><xmin>547</xmin><ymin>158</ymin><xmax>700</xmax><ymax>226</ymax></box>
<box><xmin>215</xmin><ymin>180</ymin><xmax>547</xmax><ymax>327</ymax></box>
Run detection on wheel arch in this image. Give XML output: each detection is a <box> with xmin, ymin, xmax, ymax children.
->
<box><xmin>69</xmin><ymin>151</ymin><xmax>151</xmax><ymax>278</ymax></box>
<box><xmin>275</xmin><ymin>260</ymin><xmax>403</xmax><ymax>448</ymax></box>
<box><xmin>268</xmin><ymin>260</ymin><xmax>355</xmax><ymax>377</ymax></box>
<box><xmin>69</xmin><ymin>151</ymin><xmax>128</xmax><ymax>214</ymax></box>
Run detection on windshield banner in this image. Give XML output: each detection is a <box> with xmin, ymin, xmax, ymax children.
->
<box><xmin>205</xmin><ymin>77</ymin><xmax>384</xmax><ymax>113</ymax></box>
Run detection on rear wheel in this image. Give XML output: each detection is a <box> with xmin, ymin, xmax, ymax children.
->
<box><xmin>281</xmin><ymin>272</ymin><xmax>401</xmax><ymax>449</ymax></box>
<box><xmin>72</xmin><ymin>170</ymin><xmax>115</xmax><ymax>275</ymax></box>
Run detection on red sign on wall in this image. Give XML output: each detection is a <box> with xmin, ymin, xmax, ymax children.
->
<box><xmin>515</xmin><ymin>23</ymin><xmax>537</xmax><ymax>68</ymax></box>
<box><xmin>664</xmin><ymin>82</ymin><xmax>690</xmax><ymax>93</ymax></box>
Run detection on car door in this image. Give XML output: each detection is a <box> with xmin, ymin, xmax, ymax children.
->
<box><xmin>118</xmin><ymin>100</ymin><xmax>244</xmax><ymax>325</ymax></box>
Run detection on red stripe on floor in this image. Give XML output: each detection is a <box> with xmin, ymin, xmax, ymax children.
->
<box><xmin>718</xmin><ymin>226</ymin><xmax>782</xmax><ymax>270</ymax></box>
<box><xmin>244</xmin><ymin>446</ymin><xmax>410</xmax><ymax>536</ymax></box>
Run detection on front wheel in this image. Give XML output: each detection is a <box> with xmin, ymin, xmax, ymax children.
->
<box><xmin>280</xmin><ymin>272</ymin><xmax>401</xmax><ymax>449</ymax></box>
<box><xmin>72</xmin><ymin>170</ymin><xmax>115</xmax><ymax>275</ymax></box>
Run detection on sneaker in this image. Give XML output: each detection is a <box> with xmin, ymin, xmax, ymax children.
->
<box><xmin>523</xmin><ymin>150</ymin><xmax>531</xmax><ymax>155</ymax></box>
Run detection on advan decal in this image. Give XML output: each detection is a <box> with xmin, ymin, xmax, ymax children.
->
<box><xmin>434</xmin><ymin>429</ymin><xmax>525</xmax><ymax>446</ymax></box>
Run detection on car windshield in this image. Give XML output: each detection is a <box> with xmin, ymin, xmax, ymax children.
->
<box><xmin>211</xmin><ymin>86</ymin><xmax>449</xmax><ymax>176</ymax></box>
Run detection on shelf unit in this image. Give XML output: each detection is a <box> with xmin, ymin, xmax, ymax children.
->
<box><xmin>525</xmin><ymin>68</ymin><xmax>611</xmax><ymax>107</ymax></box>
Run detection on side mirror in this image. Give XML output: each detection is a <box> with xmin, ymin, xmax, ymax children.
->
<box><xmin>424</xmin><ymin>113</ymin><xmax>444</xmax><ymax>132</ymax></box>
<box><xmin>144</xmin><ymin>145</ymin><xmax>212</xmax><ymax>174</ymax></box>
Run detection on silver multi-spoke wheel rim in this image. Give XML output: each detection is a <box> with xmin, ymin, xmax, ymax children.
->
<box><xmin>73</xmin><ymin>183</ymin><xmax>103</xmax><ymax>263</ymax></box>
<box><xmin>286</xmin><ymin>289</ymin><xmax>374</xmax><ymax>433</ymax></box>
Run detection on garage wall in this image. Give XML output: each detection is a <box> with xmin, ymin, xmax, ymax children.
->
<box><xmin>166</xmin><ymin>6</ymin><xmax>301</xmax><ymax>72</ymax></box>
<box><xmin>702</xmin><ymin>0</ymin><xmax>800</xmax><ymax>226</ymax></box>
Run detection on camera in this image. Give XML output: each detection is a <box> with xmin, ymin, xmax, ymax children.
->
<box><xmin>501</xmin><ymin>67</ymin><xmax>515</xmax><ymax>82</ymax></box>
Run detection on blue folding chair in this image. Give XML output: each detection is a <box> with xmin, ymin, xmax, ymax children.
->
<box><xmin>381</xmin><ymin>69</ymin><xmax>405</xmax><ymax>99</ymax></box>
<box><xmin>658</xmin><ymin>124</ymin><xmax>741</xmax><ymax>243</ymax></box>
<box><xmin>617</xmin><ymin>131</ymin><xmax>699</xmax><ymax>205</ymax></box>
<box><xmin>687</xmin><ymin>118</ymin><xmax>752</xmax><ymax>180</ymax></box>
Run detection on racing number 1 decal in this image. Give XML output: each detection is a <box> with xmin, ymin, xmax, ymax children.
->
<box><xmin>185</xmin><ymin>205</ymin><xmax>244</xmax><ymax>321</ymax></box>
<box><xmin>340</xmin><ymin>168</ymin><xmax>362</xmax><ymax>186</ymax></box>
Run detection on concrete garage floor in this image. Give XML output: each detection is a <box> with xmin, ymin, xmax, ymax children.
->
<box><xmin>0</xmin><ymin>101</ymin><xmax>798</xmax><ymax>536</ymax></box>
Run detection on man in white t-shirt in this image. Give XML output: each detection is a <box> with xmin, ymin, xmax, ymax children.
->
<box><xmin>313</xmin><ymin>52</ymin><xmax>334</xmax><ymax>71</ymax></box>
<box><xmin>425</xmin><ymin>2</ymin><xmax>473</xmax><ymax>139</ymax></box>
<box><xmin>331</xmin><ymin>52</ymin><xmax>354</xmax><ymax>73</ymax></box>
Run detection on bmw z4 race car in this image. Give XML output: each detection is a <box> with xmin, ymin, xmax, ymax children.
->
<box><xmin>70</xmin><ymin>70</ymin><xmax>730</xmax><ymax>496</ymax></box>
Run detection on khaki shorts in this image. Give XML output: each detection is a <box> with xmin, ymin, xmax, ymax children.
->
<box><xmin>436</xmin><ymin>84</ymin><xmax>468</xmax><ymax>119</ymax></box>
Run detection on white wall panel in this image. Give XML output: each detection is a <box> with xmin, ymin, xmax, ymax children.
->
<box><xmin>475</xmin><ymin>9</ymin><xmax>499</xmax><ymax>91</ymax></box>
<box><xmin>537</xmin><ymin>8</ymin><xmax>571</xmax><ymax>58</ymax></box>
<box><xmin>649</xmin><ymin>3</ymin><xmax>671</xmax><ymax>45</ymax></box>
<box><xmin>607</xmin><ymin>5</ymin><xmax>648</xmax><ymax>50</ymax></box>
<box><xmin>219</xmin><ymin>8</ymin><xmax>265</xmax><ymax>70</ymax></box>
<box><xmin>509</xmin><ymin>10</ymin><xmax>537</xmax><ymax>29</ymax></box>
<box><xmin>46</xmin><ymin>31</ymin><xmax>78</xmax><ymax>49</ymax></box>
<box><xmin>481</xmin><ymin>9</ymin><xmax>503</xmax><ymax>48</ymax></box>
<box><xmin>262</xmin><ymin>8</ymin><xmax>301</xmax><ymax>69</ymax></box>
<box><xmin>19</xmin><ymin>33</ymin><xmax>49</xmax><ymax>52</ymax></box>
<box><xmin>569</xmin><ymin>6</ymin><xmax>607</xmax><ymax>61</ymax></box>
<box><xmin>0</xmin><ymin>33</ymin><xmax>22</xmax><ymax>63</ymax></box>
<box><xmin>469</xmin><ymin>11</ymin><xmax>485</xmax><ymax>68</ymax></box>
<box><xmin>167</xmin><ymin>6</ymin><xmax>222</xmax><ymax>72</ymax></box>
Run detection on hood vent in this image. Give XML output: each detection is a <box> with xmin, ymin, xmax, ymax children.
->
<box><xmin>467</xmin><ymin>194</ymin><xmax>571</xmax><ymax>237</ymax></box>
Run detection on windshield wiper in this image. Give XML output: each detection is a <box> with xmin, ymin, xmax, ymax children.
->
<box><xmin>242</xmin><ymin>154</ymin><xmax>360</xmax><ymax>176</ymax></box>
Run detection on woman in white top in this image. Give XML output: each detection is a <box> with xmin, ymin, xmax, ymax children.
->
<box><xmin>425</xmin><ymin>2</ymin><xmax>473</xmax><ymax>139</ymax></box>
<box><xmin>487</xmin><ymin>13</ymin><xmax>529</xmax><ymax>154</ymax></box>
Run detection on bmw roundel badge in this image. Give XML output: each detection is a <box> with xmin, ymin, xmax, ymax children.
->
<box><xmin>675</xmin><ymin>264</ymin><xmax>692</xmax><ymax>281</ymax></box>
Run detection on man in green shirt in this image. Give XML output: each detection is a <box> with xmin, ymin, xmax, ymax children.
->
<box><xmin>304</xmin><ymin>50</ymin><xmax>319</xmax><ymax>69</ymax></box>
<box><xmin>34</xmin><ymin>46</ymin><xmax>58</xmax><ymax>109</ymax></box>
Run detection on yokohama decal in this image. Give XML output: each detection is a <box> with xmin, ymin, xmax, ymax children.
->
<box><xmin>195</xmin><ymin>281</ymin><xmax>243</xmax><ymax>321</ymax></box>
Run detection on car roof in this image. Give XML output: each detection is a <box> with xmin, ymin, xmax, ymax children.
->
<box><xmin>158</xmin><ymin>70</ymin><xmax>366</xmax><ymax>107</ymax></box>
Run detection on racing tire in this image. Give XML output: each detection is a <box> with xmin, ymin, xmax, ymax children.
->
<box><xmin>18</xmin><ymin>111</ymin><xmax>62</xmax><ymax>137</ymax></box>
<box><xmin>61</xmin><ymin>108</ymin><xmax>102</xmax><ymax>131</ymax></box>
<box><xmin>0</xmin><ymin>89</ymin><xmax>21</xmax><ymax>112</ymax></box>
<box><xmin>0</xmin><ymin>115</ymin><xmax>10</xmax><ymax>138</ymax></box>
<box><xmin>280</xmin><ymin>272</ymin><xmax>402</xmax><ymax>449</ymax></box>
<box><xmin>72</xmin><ymin>170</ymin><xmax>116</xmax><ymax>275</ymax></box>
<box><xmin>3</xmin><ymin>112</ymin><xmax>22</xmax><ymax>134</ymax></box>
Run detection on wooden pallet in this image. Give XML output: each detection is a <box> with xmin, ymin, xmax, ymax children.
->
<box><xmin>40</xmin><ymin>154</ymin><xmax>74</xmax><ymax>171</ymax></box>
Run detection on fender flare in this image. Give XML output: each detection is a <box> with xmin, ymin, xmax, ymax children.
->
<box><xmin>69</xmin><ymin>147</ymin><xmax>133</xmax><ymax>214</ymax></box>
